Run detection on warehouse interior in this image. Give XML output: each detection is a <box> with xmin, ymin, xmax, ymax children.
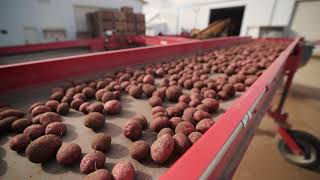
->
<box><xmin>0</xmin><ymin>0</ymin><xmax>320</xmax><ymax>180</ymax></box>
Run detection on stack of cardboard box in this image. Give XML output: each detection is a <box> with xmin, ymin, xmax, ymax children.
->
<box><xmin>88</xmin><ymin>6</ymin><xmax>146</xmax><ymax>37</ymax></box>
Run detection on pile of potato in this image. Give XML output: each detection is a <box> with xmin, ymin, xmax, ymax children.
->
<box><xmin>0</xmin><ymin>40</ymin><xmax>287</xmax><ymax>179</ymax></box>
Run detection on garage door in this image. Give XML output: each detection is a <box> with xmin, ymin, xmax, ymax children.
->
<box><xmin>291</xmin><ymin>0</ymin><xmax>320</xmax><ymax>42</ymax></box>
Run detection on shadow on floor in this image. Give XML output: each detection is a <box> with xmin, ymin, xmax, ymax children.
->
<box><xmin>290</xmin><ymin>83</ymin><xmax>320</xmax><ymax>100</ymax></box>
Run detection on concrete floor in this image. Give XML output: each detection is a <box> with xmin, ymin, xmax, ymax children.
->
<box><xmin>234</xmin><ymin>58</ymin><xmax>320</xmax><ymax>180</ymax></box>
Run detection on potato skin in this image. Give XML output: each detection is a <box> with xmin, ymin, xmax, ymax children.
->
<box><xmin>173</xmin><ymin>133</ymin><xmax>191</xmax><ymax>154</ymax></box>
<box><xmin>128</xmin><ymin>85</ymin><xmax>143</xmax><ymax>98</ymax></box>
<box><xmin>103</xmin><ymin>100</ymin><xmax>122</xmax><ymax>114</ymax></box>
<box><xmin>193</xmin><ymin>110</ymin><xmax>211</xmax><ymax>122</ymax></box>
<box><xmin>131</xmin><ymin>114</ymin><xmax>148</xmax><ymax>129</ymax></box>
<box><xmin>45</xmin><ymin>100</ymin><xmax>60</xmax><ymax>112</ymax></box>
<box><xmin>31</xmin><ymin>105</ymin><xmax>51</xmax><ymax>117</ymax></box>
<box><xmin>29</xmin><ymin>102</ymin><xmax>45</xmax><ymax>113</ymax></box>
<box><xmin>91</xmin><ymin>133</ymin><xmax>111</xmax><ymax>152</ymax></box>
<box><xmin>26</xmin><ymin>134</ymin><xmax>62</xmax><ymax>163</ymax></box>
<box><xmin>169</xmin><ymin>117</ymin><xmax>183</xmax><ymax>129</ymax></box>
<box><xmin>84</xmin><ymin>112</ymin><xmax>105</xmax><ymax>130</ymax></box>
<box><xmin>79</xmin><ymin>102</ymin><xmax>90</xmax><ymax>114</ymax></box>
<box><xmin>87</xmin><ymin>102</ymin><xmax>104</xmax><ymax>114</ymax></box>
<box><xmin>0</xmin><ymin>109</ymin><xmax>25</xmax><ymax>119</ymax></box>
<box><xmin>151</xmin><ymin>134</ymin><xmax>174</xmax><ymax>163</ymax></box>
<box><xmin>129</xmin><ymin>140</ymin><xmax>150</xmax><ymax>161</ymax></box>
<box><xmin>56</xmin><ymin>103</ymin><xmax>70</xmax><ymax>115</ymax></box>
<box><xmin>165</xmin><ymin>86</ymin><xmax>183</xmax><ymax>102</ymax></box>
<box><xmin>123</xmin><ymin>120</ymin><xmax>142</xmax><ymax>141</ymax></box>
<box><xmin>150</xmin><ymin>116</ymin><xmax>170</xmax><ymax>133</ymax></box>
<box><xmin>56</xmin><ymin>143</ymin><xmax>82</xmax><ymax>165</ymax></box>
<box><xmin>157</xmin><ymin>128</ymin><xmax>174</xmax><ymax>138</ymax></box>
<box><xmin>201</xmin><ymin>98</ymin><xmax>220</xmax><ymax>113</ymax></box>
<box><xmin>175</xmin><ymin>121</ymin><xmax>195</xmax><ymax>136</ymax></box>
<box><xmin>80</xmin><ymin>151</ymin><xmax>106</xmax><ymax>174</ymax></box>
<box><xmin>196</xmin><ymin>118</ymin><xmax>215</xmax><ymax>133</ymax></box>
<box><xmin>148</xmin><ymin>96</ymin><xmax>162</xmax><ymax>107</ymax></box>
<box><xmin>39</xmin><ymin>112</ymin><xmax>62</xmax><ymax>127</ymax></box>
<box><xmin>23</xmin><ymin>124</ymin><xmax>45</xmax><ymax>140</ymax></box>
<box><xmin>85</xmin><ymin>169</ymin><xmax>112</xmax><ymax>180</ymax></box>
<box><xmin>182</xmin><ymin>107</ymin><xmax>197</xmax><ymax>125</ymax></box>
<box><xmin>45</xmin><ymin>122</ymin><xmax>67</xmax><ymax>136</ymax></box>
<box><xmin>112</xmin><ymin>161</ymin><xmax>135</xmax><ymax>180</ymax></box>
<box><xmin>9</xmin><ymin>134</ymin><xmax>31</xmax><ymax>152</ymax></box>
<box><xmin>11</xmin><ymin>117</ymin><xmax>32</xmax><ymax>133</ymax></box>
<box><xmin>188</xmin><ymin>132</ymin><xmax>203</xmax><ymax>144</ymax></box>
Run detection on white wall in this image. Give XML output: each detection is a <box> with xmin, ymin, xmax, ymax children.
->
<box><xmin>144</xmin><ymin>0</ymin><xmax>296</xmax><ymax>36</ymax></box>
<box><xmin>0</xmin><ymin>0</ymin><xmax>143</xmax><ymax>46</ymax></box>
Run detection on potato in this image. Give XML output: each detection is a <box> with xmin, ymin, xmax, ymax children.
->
<box><xmin>175</xmin><ymin>121</ymin><xmax>195</xmax><ymax>136</ymax></box>
<box><xmin>244</xmin><ymin>76</ymin><xmax>258</xmax><ymax>86</ymax></box>
<box><xmin>113</xmin><ymin>91</ymin><xmax>121</xmax><ymax>100</ymax></box>
<box><xmin>165</xmin><ymin>86</ymin><xmax>182</xmax><ymax>102</ymax></box>
<box><xmin>57</xmin><ymin>103</ymin><xmax>70</xmax><ymax>115</ymax></box>
<box><xmin>79</xmin><ymin>102</ymin><xmax>90</xmax><ymax>114</ymax></box>
<box><xmin>222</xmin><ymin>84</ymin><xmax>236</xmax><ymax>97</ymax></box>
<box><xmin>173</xmin><ymin>133</ymin><xmax>191</xmax><ymax>154</ymax></box>
<box><xmin>183</xmin><ymin>79</ymin><xmax>193</xmax><ymax>89</ymax></box>
<box><xmin>73</xmin><ymin>93</ymin><xmax>87</xmax><ymax>101</ymax></box>
<box><xmin>0</xmin><ymin>109</ymin><xmax>25</xmax><ymax>119</ymax></box>
<box><xmin>217</xmin><ymin>91</ymin><xmax>229</xmax><ymax>100</ymax></box>
<box><xmin>95</xmin><ymin>89</ymin><xmax>107</xmax><ymax>101</ymax></box>
<box><xmin>29</xmin><ymin>102</ymin><xmax>45</xmax><ymax>113</ymax></box>
<box><xmin>26</xmin><ymin>134</ymin><xmax>62</xmax><ymax>163</ymax></box>
<box><xmin>153</xmin><ymin>111</ymin><xmax>167</xmax><ymax>118</ymax></box>
<box><xmin>151</xmin><ymin>106</ymin><xmax>165</xmax><ymax>115</ymax></box>
<box><xmin>188</xmin><ymin>132</ymin><xmax>203</xmax><ymax>144</ymax></box>
<box><xmin>11</xmin><ymin>117</ymin><xmax>32</xmax><ymax>132</ymax></box>
<box><xmin>56</xmin><ymin>143</ymin><xmax>82</xmax><ymax>165</ymax></box>
<box><xmin>178</xmin><ymin>95</ymin><xmax>191</xmax><ymax>104</ymax></box>
<box><xmin>131</xmin><ymin>114</ymin><xmax>148</xmax><ymax>129</ymax></box>
<box><xmin>175</xmin><ymin>102</ymin><xmax>188</xmax><ymax>111</ymax></box>
<box><xmin>129</xmin><ymin>140</ymin><xmax>150</xmax><ymax>161</ymax></box>
<box><xmin>84</xmin><ymin>112</ymin><xmax>105</xmax><ymax>130</ymax></box>
<box><xmin>101</xmin><ymin>91</ymin><xmax>114</xmax><ymax>103</ymax></box>
<box><xmin>23</xmin><ymin>124</ymin><xmax>45</xmax><ymax>140</ymax></box>
<box><xmin>234</xmin><ymin>83</ymin><xmax>245</xmax><ymax>91</ymax></box>
<box><xmin>143</xmin><ymin>74</ymin><xmax>155</xmax><ymax>84</ymax></box>
<box><xmin>45</xmin><ymin>122</ymin><xmax>67</xmax><ymax>137</ymax></box>
<box><xmin>157</xmin><ymin>128</ymin><xmax>174</xmax><ymax>138</ymax></box>
<box><xmin>9</xmin><ymin>134</ymin><xmax>31</xmax><ymax>152</ymax></box>
<box><xmin>169</xmin><ymin>117</ymin><xmax>183</xmax><ymax>129</ymax></box>
<box><xmin>202</xmin><ymin>89</ymin><xmax>216</xmax><ymax>99</ymax></box>
<box><xmin>61</xmin><ymin>96</ymin><xmax>73</xmax><ymax>104</ymax></box>
<box><xmin>97</xmin><ymin>81</ymin><xmax>107</xmax><ymax>89</ymax></box>
<box><xmin>91</xmin><ymin>133</ymin><xmax>111</xmax><ymax>152</ymax></box>
<box><xmin>189</xmin><ymin>99</ymin><xmax>201</xmax><ymax>107</ymax></box>
<box><xmin>87</xmin><ymin>102</ymin><xmax>104</xmax><ymax>114</ymax></box>
<box><xmin>50</xmin><ymin>91</ymin><xmax>64</xmax><ymax>101</ymax></box>
<box><xmin>71</xmin><ymin>99</ymin><xmax>84</xmax><ymax>110</ymax></box>
<box><xmin>128</xmin><ymin>85</ymin><xmax>143</xmax><ymax>98</ymax></box>
<box><xmin>152</xmin><ymin>90</ymin><xmax>165</xmax><ymax>100</ymax></box>
<box><xmin>166</xmin><ymin>106</ymin><xmax>182</xmax><ymax>118</ymax></box>
<box><xmin>196</xmin><ymin>104</ymin><xmax>210</xmax><ymax>112</ymax></box>
<box><xmin>151</xmin><ymin>134</ymin><xmax>174</xmax><ymax>163</ymax></box>
<box><xmin>31</xmin><ymin>105</ymin><xmax>51</xmax><ymax>117</ymax></box>
<box><xmin>112</xmin><ymin>161</ymin><xmax>135</xmax><ymax>180</ymax></box>
<box><xmin>39</xmin><ymin>112</ymin><xmax>62</xmax><ymax>127</ymax></box>
<box><xmin>147</xmin><ymin>96</ymin><xmax>161</xmax><ymax>107</ymax></box>
<box><xmin>0</xmin><ymin>116</ymin><xmax>19</xmax><ymax>133</ymax></box>
<box><xmin>150</xmin><ymin>116</ymin><xmax>170</xmax><ymax>132</ymax></box>
<box><xmin>193</xmin><ymin>81</ymin><xmax>205</xmax><ymax>89</ymax></box>
<box><xmin>80</xmin><ymin>151</ymin><xmax>106</xmax><ymax>174</ymax></box>
<box><xmin>201</xmin><ymin>98</ymin><xmax>220</xmax><ymax>113</ymax></box>
<box><xmin>85</xmin><ymin>169</ymin><xmax>112</xmax><ymax>180</ymax></box>
<box><xmin>45</xmin><ymin>100</ymin><xmax>60</xmax><ymax>112</ymax></box>
<box><xmin>123</xmin><ymin>120</ymin><xmax>142</xmax><ymax>141</ymax></box>
<box><xmin>182</xmin><ymin>107</ymin><xmax>197</xmax><ymax>124</ymax></box>
<box><xmin>155</xmin><ymin>68</ymin><xmax>165</xmax><ymax>77</ymax></box>
<box><xmin>196</xmin><ymin>118</ymin><xmax>215</xmax><ymax>133</ymax></box>
<box><xmin>104</xmin><ymin>100</ymin><xmax>121</xmax><ymax>114</ymax></box>
<box><xmin>82</xmin><ymin>87</ymin><xmax>96</xmax><ymax>99</ymax></box>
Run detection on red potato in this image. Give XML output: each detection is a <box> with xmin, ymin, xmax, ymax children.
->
<box><xmin>201</xmin><ymin>98</ymin><xmax>220</xmax><ymax>113</ymax></box>
<box><xmin>11</xmin><ymin>117</ymin><xmax>32</xmax><ymax>133</ymax></box>
<box><xmin>182</xmin><ymin>107</ymin><xmax>197</xmax><ymax>125</ymax></box>
<box><xmin>79</xmin><ymin>102</ymin><xmax>90</xmax><ymax>114</ymax></box>
<box><xmin>173</xmin><ymin>133</ymin><xmax>191</xmax><ymax>154</ymax></box>
<box><xmin>245</xmin><ymin>76</ymin><xmax>258</xmax><ymax>86</ymax></box>
<box><xmin>71</xmin><ymin>99</ymin><xmax>84</xmax><ymax>110</ymax></box>
<box><xmin>50</xmin><ymin>91</ymin><xmax>64</xmax><ymax>101</ymax></box>
<box><xmin>87</xmin><ymin>102</ymin><xmax>104</xmax><ymax>114</ymax></box>
<box><xmin>188</xmin><ymin>131</ymin><xmax>203</xmax><ymax>144</ymax></box>
<box><xmin>84</xmin><ymin>112</ymin><xmax>105</xmax><ymax>130</ymax></box>
<box><xmin>112</xmin><ymin>161</ymin><xmax>135</xmax><ymax>180</ymax></box>
<box><xmin>123</xmin><ymin>120</ymin><xmax>142</xmax><ymax>141</ymax></box>
<box><xmin>9</xmin><ymin>134</ymin><xmax>31</xmax><ymax>152</ymax></box>
<box><xmin>82</xmin><ymin>87</ymin><xmax>96</xmax><ymax>99</ymax></box>
<box><xmin>178</xmin><ymin>95</ymin><xmax>191</xmax><ymax>104</ymax></box>
<box><xmin>45</xmin><ymin>100</ymin><xmax>60</xmax><ymax>112</ymax></box>
<box><xmin>23</xmin><ymin>124</ymin><xmax>45</xmax><ymax>140</ymax></box>
<box><xmin>142</xmin><ymin>84</ymin><xmax>156</xmax><ymax>97</ymax></box>
<box><xmin>175</xmin><ymin>121</ymin><xmax>195</xmax><ymax>136</ymax></box>
<box><xmin>150</xmin><ymin>116</ymin><xmax>170</xmax><ymax>132</ymax></box>
<box><xmin>175</xmin><ymin>102</ymin><xmax>188</xmax><ymax>111</ymax></box>
<box><xmin>234</xmin><ymin>83</ymin><xmax>246</xmax><ymax>91</ymax></box>
<box><xmin>39</xmin><ymin>112</ymin><xmax>62</xmax><ymax>127</ymax></box>
<box><xmin>56</xmin><ymin>103</ymin><xmax>70</xmax><ymax>115</ymax></box>
<box><xmin>143</xmin><ymin>74</ymin><xmax>155</xmax><ymax>84</ymax></box>
<box><xmin>151</xmin><ymin>134</ymin><xmax>174</xmax><ymax>163</ymax></box>
<box><xmin>196</xmin><ymin>118</ymin><xmax>215</xmax><ymax>133</ymax></box>
<box><xmin>91</xmin><ymin>133</ymin><xmax>111</xmax><ymax>152</ymax></box>
<box><xmin>157</xmin><ymin>128</ymin><xmax>174</xmax><ymax>138</ymax></box>
<box><xmin>148</xmin><ymin>96</ymin><xmax>162</xmax><ymax>107</ymax></box>
<box><xmin>0</xmin><ymin>109</ymin><xmax>25</xmax><ymax>119</ymax></box>
<box><xmin>31</xmin><ymin>105</ymin><xmax>51</xmax><ymax>117</ymax></box>
<box><xmin>165</xmin><ymin>85</ymin><xmax>183</xmax><ymax>102</ymax></box>
<box><xmin>151</xmin><ymin>106</ymin><xmax>165</xmax><ymax>115</ymax></box>
<box><xmin>80</xmin><ymin>151</ymin><xmax>106</xmax><ymax>174</ymax></box>
<box><xmin>129</xmin><ymin>140</ymin><xmax>150</xmax><ymax>161</ymax></box>
<box><xmin>104</xmin><ymin>100</ymin><xmax>122</xmax><ymax>114</ymax></box>
<box><xmin>95</xmin><ymin>89</ymin><xmax>107</xmax><ymax>101</ymax></box>
<box><xmin>85</xmin><ymin>169</ymin><xmax>112</xmax><ymax>180</ymax></box>
<box><xmin>56</xmin><ymin>143</ymin><xmax>82</xmax><ymax>165</ymax></box>
<box><xmin>45</xmin><ymin>122</ymin><xmax>67</xmax><ymax>136</ymax></box>
<box><xmin>29</xmin><ymin>102</ymin><xmax>45</xmax><ymax>113</ymax></box>
<box><xmin>131</xmin><ymin>114</ymin><xmax>148</xmax><ymax>129</ymax></box>
<box><xmin>101</xmin><ymin>91</ymin><xmax>114</xmax><ymax>103</ymax></box>
<box><xmin>166</xmin><ymin>106</ymin><xmax>182</xmax><ymax>118</ymax></box>
<box><xmin>128</xmin><ymin>85</ymin><xmax>143</xmax><ymax>99</ymax></box>
<box><xmin>169</xmin><ymin>117</ymin><xmax>183</xmax><ymax>129</ymax></box>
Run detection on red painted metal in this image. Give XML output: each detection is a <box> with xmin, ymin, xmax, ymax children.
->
<box><xmin>278</xmin><ymin>127</ymin><xmax>304</xmax><ymax>155</ymax></box>
<box><xmin>0</xmin><ymin>36</ymin><xmax>302</xmax><ymax>179</ymax></box>
<box><xmin>161</xmin><ymin>38</ymin><xmax>301</xmax><ymax>180</ymax></box>
<box><xmin>0</xmin><ymin>38</ymin><xmax>105</xmax><ymax>56</ymax></box>
<box><xmin>0</xmin><ymin>36</ymin><xmax>250</xmax><ymax>93</ymax></box>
